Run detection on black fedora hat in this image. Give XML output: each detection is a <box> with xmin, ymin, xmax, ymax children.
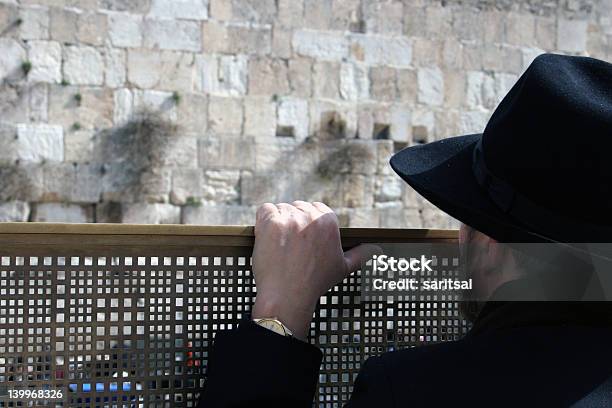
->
<box><xmin>390</xmin><ymin>53</ymin><xmax>612</xmax><ymax>243</ymax></box>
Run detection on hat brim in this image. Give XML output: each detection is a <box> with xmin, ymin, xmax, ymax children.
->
<box><xmin>390</xmin><ymin>134</ymin><xmax>547</xmax><ymax>243</ymax></box>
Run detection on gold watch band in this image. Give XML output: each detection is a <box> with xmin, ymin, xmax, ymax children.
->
<box><xmin>253</xmin><ymin>317</ymin><xmax>293</xmax><ymax>337</ymax></box>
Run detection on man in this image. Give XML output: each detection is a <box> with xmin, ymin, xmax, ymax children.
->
<box><xmin>199</xmin><ymin>54</ymin><xmax>612</xmax><ymax>407</ymax></box>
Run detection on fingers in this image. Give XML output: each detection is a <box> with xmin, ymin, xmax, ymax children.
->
<box><xmin>256</xmin><ymin>203</ymin><xmax>279</xmax><ymax>222</ymax></box>
<box><xmin>312</xmin><ymin>201</ymin><xmax>333</xmax><ymax>214</ymax></box>
<box><xmin>343</xmin><ymin>244</ymin><xmax>383</xmax><ymax>275</ymax></box>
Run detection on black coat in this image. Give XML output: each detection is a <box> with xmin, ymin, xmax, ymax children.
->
<box><xmin>199</xmin><ymin>298</ymin><xmax>612</xmax><ymax>407</ymax></box>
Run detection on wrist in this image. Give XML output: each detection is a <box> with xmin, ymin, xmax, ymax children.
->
<box><xmin>252</xmin><ymin>294</ymin><xmax>314</xmax><ymax>341</ymax></box>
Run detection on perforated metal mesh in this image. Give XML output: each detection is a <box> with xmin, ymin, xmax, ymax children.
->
<box><xmin>0</xmin><ymin>225</ymin><xmax>467</xmax><ymax>408</ymax></box>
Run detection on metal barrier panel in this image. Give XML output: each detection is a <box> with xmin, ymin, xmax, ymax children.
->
<box><xmin>0</xmin><ymin>224</ymin><xmax>466</xmax><ymax>407</ymax></box>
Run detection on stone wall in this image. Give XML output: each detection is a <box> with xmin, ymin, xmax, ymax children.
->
<box><xmin>0</xmin><ymin>0</ymin><xmax>610</xmax><ymax>227</ymax></box>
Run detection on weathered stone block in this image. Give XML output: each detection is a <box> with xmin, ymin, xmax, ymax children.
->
<box><xmin>202</xmin><ymin>169</ymin><xmax>240</xmax><ymax>204</ymax></box>
<box><xmin>202</xmin><ymin>21</ymin><xmax>229</xmax><ymax>53</ymax></box>
<box><xmin>0</xmin><ymin>164</ymin><xmax>44</xmax><ymax>201</ymax></box>
<box><xmin>417</xmin><ymin>66</ymin><xmax>444</xmax><ymax>106</ymax></box>
<box><xmin>535</xmin><ymin>16</ymin><xmax>556</xmax><ymax>50</ymax></box>
<box><xmin>347</xmin><ymin>207</ymin><xmax>379</xmax><ymax>227</ymax></box>
<box><xmin>199</xmin><ymin>134</ymin><xmax>255</xmax><ymax>170</ymax></box>
<box><xmin>132</xmin><ymin>90</ymin><xmax>178</xmax><ymax>122</ymax></box>
<box><xmin>228</xmin><ymin>25</ymin><xmax>272</xmax><ymax>55</ymax></box>
<box><xmin>199</xmin><ymin>54</ymin><xmax>248</xmax><ymax>96</ymax></box>
<box><xmin>65</xmin><ymin>129</ymin><xmax>95</xmax><ymax>163</ymax></box>
<box><xmin>370</xmin><ymin>66</ymin><xmax>397</xmax><ymax>102</ymax></box>
<box><xmin>121</xmin><ymin>203</ymin><xmax>180</xmax><ymax>224</ymax></box>
<box><xmin>459</xmin><ymin>110</ymin><xmax>489</xmax><ymax>134</ymax></box>
<box><xmin>128</xmin><ymin>49</ymin><xmax>195</xmax><ymax>92</ymax></box>
<box><xmin>16</xmin><ymin>123</ymin><xmax>63</xmax><ymax>163</ymax></box>
<box><xmin>63</xmin><ymin>46</ymin><xmax>104</xmax><ymax>86</ymax></box>
<box><xmin>272</xmin><ymin>27</ymin><xmax>292</xmax><ymax>58</ymax></box>
<box><xmin>293</xmin><ymin>29</ymin><xmax>349</xmax><ymax>61</ymax></box>
<box><xmin>0</xmin><ymin>38</ymin><xmax>26</xmax><ymax>82</ymax></box>
<box><xmin>396</xmin><ymin>68</ymin><xmax>417</xmax><ymax>104</ymax></box>
<box><xmin>244</xmin><ymin>96</ymin><xmax>276</xmax><ymax>138</ymax></box>
<box><xmin>229</xmin><ymin>0</ymin><xmax>277</xmax><ymax>24</ymax></box>
<box><xmin>77</xmin><ymin>12</ymin><xmax>108</xmax><ymax>46</ymax></box>
<box><xmin>98</xmin><ymin>0</ymin><xmax>151</xmax><ymax>13</ymax></box>
<box><xmin>149</xmin><ymin>0</ymin><xmax>209</xmax><ymax>20</ymax></box>
<box><xmin>288</xmin><ymin>58</ymin><xmax>313</xmax><ymax>97</ymax></box>
<box><xmin>104</xmin><ymin>47</ymin><xmax>126</xmax><ymax>88</ymax></box>
<box><xmin>363</xmin><ymin>1</ymin><xmax>403</xmax><ymax>35</ymax></box>
<box><xmin>557</xmin><ymin>19</ymin><xmax>588</xmax><ymax>53</ymax></box>
<box><xmin>108</xmin><ymin>12</ymin><xmax>143</xmax><ymax>48</ymax></box>
<box><xmin>208</xmin><ymin>96</ymin><xmax>244</xmax><ymax>134</ymax></box>
<box><xmin>0</xmin><ymin>201</ymin><xmax>30</xmax><ymax>222</ymax></box>
<box><xmin>49</xmin><ymin>85</ymin><xmax>113</xmax><ymax>130</ymax></box>
<box><xmin>278</xmin><ymin>0</ymin><xmax>304</xmax><ymax>28</ymax></box>
<box><xmin>33</xmin><ymin>203</ymin><xmax>93</xmax><ymax>222</ymax></box>
<box><xmin>277</xmin><ymin>97</ymin><xmax>309</xmax><ymax>141</ymax></box>
<box><xmin>20</xmin><ymin>6</ymin><xmax>49</xmax><ymax>40</ymax></box>
<box><xmin>505</xmin><ymin>12</ymin><xmax>535</xmax><ymax>46</ymax></box>
<box><xmin>350</xmin><ymin>34</ymin><xmax>412</xmax><ymax>67</ymax></box>
<box><xmin>313</xmin><ymin>61</ymin><xmax>340</xmax><ymax>99</ymax></box>
<box><xmin>177</xmin><ymin>93</ymin><xmax>208</xmax><ymax>133</ymax></box>
<box><xmin>49</xmin><ymin>7</ymin><xmax>78</xmax><ymax>43</ymax></box>
<box><xmin>248</xmin><ymin>57</ymin><xmax>290</xmax><ymax>96</ymax></box>
<box><xmin>27</xmin><ymin>40</ymin><xmax>61</xmax><ymax>83</ymax></box>
<box><xmin>170</xmin><ymin>167</ymin><xmax>204</xmax><ymax>205</ymax></box>
<box><xmin>304</xmin><ymin>0</ymin><xmax>332</xmax><ymax>30</ymax></box>
<box><xmin>143</xmin><ymin>19</ymin><xmax>201</xmax><ymax>52</ymax></box>
<box><xmin>412</xmin><ymin>37</ymin><xmax>442</xmax><ymax>68</ymax></box>
<box><xmin>182</xmin><ymin>204</ymin><xmax>256</xmax><ymax>225</ymax></box>
<box><xmin>340</xmin><ymin>62</ymin><xmax>369</xmax><ymax>101</ymax></box>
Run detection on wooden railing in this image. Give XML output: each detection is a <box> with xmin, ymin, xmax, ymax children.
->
<box><xmin>0</xmin><ymin>223</ymin><xmax>463</xmax><ymax>407</ymax></box>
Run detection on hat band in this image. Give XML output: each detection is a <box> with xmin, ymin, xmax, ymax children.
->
<box><xmin>472</xmin><ymin>138</ymin><xmax>611</xmax><ymax>241</ymax></box>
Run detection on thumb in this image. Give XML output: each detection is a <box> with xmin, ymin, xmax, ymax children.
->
<box><xmin>343</xmin><ymin>244</ymin><xmax>383</xmax><ymax>275</ymax></box>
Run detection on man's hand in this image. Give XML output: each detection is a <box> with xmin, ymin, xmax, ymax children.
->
<box><xmin>251</xmin><ymin>201</ymin><xmax>376</xmax><ymax>340</ymax></box>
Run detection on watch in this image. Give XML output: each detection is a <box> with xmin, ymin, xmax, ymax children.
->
<box><xmin>253</xmin><ymin>317</ymin><xmax>293</xmax><ymax>337</ymax></box>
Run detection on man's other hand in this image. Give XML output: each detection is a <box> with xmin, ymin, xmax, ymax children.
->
<box><xmin>251</xmin><ymin>201</ymin><xmax>376</xmax><ymax>340</ymax></box>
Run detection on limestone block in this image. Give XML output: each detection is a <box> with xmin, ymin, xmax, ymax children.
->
<box><xmin>170</xmin><ymin>167</ymin><xmax>204</xmax><ymax>205</ymax></box>
<box><xmin>16</xmin><ymin>123</ymin><xmax>63</xmax><ymax>163</ymax></box>
<box><xmin>33</xmin><ymin>203</ymin><xmax>92</xmax><ymax>223</ymax></box>
<box><xmin>459</xmin><ymin>110</ymin><xmax>490</xmax><ymax>134</ymax></box>
<box><xmin>202</xmin><ymin>21</ymin><xmax>229</xmax><ymax>53</ymax></box>
<box><xmin>71</xmin><ymin>163</ymin><xmax>103</xmax><ymax>203</ymax></box>
<box><xmin>277</xmin><ymin>97</ymin><xmax>309</xmax><ymax>141</ymax></box>
<box><xmin>121</xmin><ymin>203</ymin><xmax>180</xmax><ymax>224</ymax></box>
<box><xmin>99</xmin><ymin>0</ymin><xmax>151</xmax><ymax>13</ymax></box>
<box><xmin>412</xmin><ymin>37</ymin><xmax>442</xmax><ymax>68</ymax></box>
<box><xmin>0</xmin><ymin>38</ymin><xmax>26</xmax><ymax>82</ymax></box>
<box><xmin>199</xmin><ymin>54</ymin><xmax>248</xmax><ymax>96</ymax></box>
<box><xmin>288</xmin><ymin>58</ymin><xmax>313</xmax><ymax>98</ymax></box>
<box><xmin>148</xmin><ymin>0</ymin><xmax>209</xmax><ymax>20</ymax></box>
<box><xmin>557</xmin><ymin>19</ymin><xmax>588</xmax><ymax>53</ymax></box>
<box><xmin>363</xmin><ymin>1</ymin><xmax>403</xmax><ymax>35</ymax></box>
<box><xmin>278</xmin><ymin>0</ymin><xmax>304</xmax><ymax>28</ymax></box>
<box><xmin>208</xmin><ymin>96</ymin><xmax>244</xmax><ymax>134</ymax></box>
<box><xmin>375</xmin><ymin>174</ymin><xmax>402</xmax><ymax>203</ymax></box>
<box><xmin>132</xmin><ymin>90</ymin><xmax>178</xmax><ymax>122</ymax></box>
<box><xmin>0</xmin><ymin>164</ymin><xmax>44</xmax><ymax>201</ymax></box>
<box><xmin>128</xmin><ymin>49</ymin><xmax>195</xmax><ymax>92</ymax></box>
<box><xmin>143</xmin><ymin>19</ymin><xmax>201</xmax><ymax>52</ymax></box>
<box><xmin>20</xmin><ymin>6</ymin><xmax>49</xmax><ymax>40</ymax></box>
<box><xmin>108</xmin><ymin>12</ymin><xmax>143</xmax><ymax>48</ymax></box>
<box><xmin>49</xmin><ymin>85</ymin><xmax>113</xmax><ymax>130</ymax></box>
<box><xmin>230</xmin><ymin>0</ymin><xmax>277</xmax><ymax>24</ymax></box>
<box><xmin>104</xmin><ymin>47</ymin><xmax>126</xmax><ymax>88</ymax></box>
<box><xmin>304</xmin><ymin>0</ymin><xmax>332</xmax><ymax>30</ymax></box>
<box><xmin>0</xmin><ymin>123</ymin><xmax>17</xmax><ymax>165</ymax></box>
<box><xmin>443</xmin><ymin>70</ymin><xmax>465</xmax><ymax>108</ymax></box>
<box><xmin>370</xmin><ymin>66</ymin><xmax>397</xmax><ymax>102</ymax></box>
<box><xmin>340</xmin><ymin>62</ymin><xmax>369</xmax><ymax>101</ymax></box>
<box><xmin>182</xmin><ymin>204</ymin><xmax>256</xmax><ymax>225</ymax></box>
<box><xmin>77</xmin><ymin>12</ymin><xmax>108</xmax><ymax>46</ymax></box>
<box><xmin>341</xmin><ymin>174</ymin><xmax>374</xmax><ymax>208</ymax></box>
<box><xmin>0</xmin><ymin>201</ymin><xmax>30</xmax><ymax>222</ymax></box>
<box><xmin>244</xmin><ymin>96</ymin><xmax>276</xmax><ymax>138</ymax></box>
<box><xmin>535</xmin><ymin>16</ymin><xmax>556</xmax><ymax>50</ymax></box>
<box><xmin>390</xmin><ymin>105</ymin><xmax>411</xmax><ymax>143</ymax></box>
<box><xmin>452</xmin><ymin>9</ymin><xmax>482</xmax><ymax>41</ymax></box>
<box><xmin>330</xmin><ymin>0</ymin><xmax>360</xmax><ymax>31</ymax></box>
<box><xmin>293</xmin><ymin>29</ymin><xmax>349</xmax><ymax>61</ymax></box>
<box><xmin>347</xmin><ymin>207</ymin><xmax>379</xmax><ymax>227</ymax></box>
<box><xmin>403</xmin><ymin>5</ymin><xmax>427</xmax><ymax>37</ymax></box>
<box><xmin>421</xmin><ymin>207</ymin><xmax>455</xmax><ymax>229</ymax></box>
<box><xmin>177</xmin><ymin>93</ymin><xmax>208</xmax><ymax>133</ymax></box>
<box><xmin>313</xmin><ymin>61</ymin><xmax>340</xmax><ymax>99</ymax></box>
<box><xmin>49</xmin><ymin>7</ymin><xmax>78</xmax><ymax>43</ymax></box>
<box><xmin>113</xmin><ymin>88</ymin><xmax>133</xmax><ymax>124</ymax></box>
<box><xmin>199</xmin><ymin>134</ymin><xmax>255</xmax><ymax>170</ymax></box>
<box><xmin>417</xmin><ymin>66</ymin><xmax>444</xmax><ymax>106</ymax></box>
<box><xmin>397</xmin><ymin>68</ymin><xmax>417</xmax><ymax>104</ymax></box>
<box><xmin>350</xmin><ymin>34</ymin><xmax>412</xmax><ymax>67</ymax></box>
<box><xmin>63</xmin><ymin>46</ymin><xmax>104</xmax><ymax>86</ymax></box>
<box><xmin>64</xmin><ymin>129</ymin><xmax>95</xmax><ymax>163</ymax></box>
<box><xmin>272</xmin><ymin>27</ymin><xmax>292</xmax><ymax>58</ymax></box>
<box><xmin>375</xmin><ymin>140</ymin><xmax>393</xmax><ymax>175</ymax></box>
<box><xmin>466</xmin><ymin>71</ymin><xmax>484</xmax><ymax>108</ymax></box>
<box><xmin>27</xmin><ymin>40</ymin><xmax>61</xmax><ymax>83</ymax></box>
<box><xmin>228</xmin><ymin>25</ymin><xmax>272</xmax><ymax>55</ymax></box>
<box><xmin>505</xmin><ymin>12</ymin><xmax>535</xmax><ymax>46</ymax></box>
<box><xmin>248</xmin><ymin>57</ymin><xmax>290</xmax><ymax>96</ymax></box>
<box><xmin>210</xmin><ymin>0</ymin><xmax>232</xmax><ymax>20</ymax></box>
<box><xmin>202</xmin><ymin>170</ymin><xmax>240</xmax><ymax>204</ymax></box>
<box><xmin>424</xmin><ymin>5</ymin><xmax>453</xmax><ymax>39</ymax></box>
